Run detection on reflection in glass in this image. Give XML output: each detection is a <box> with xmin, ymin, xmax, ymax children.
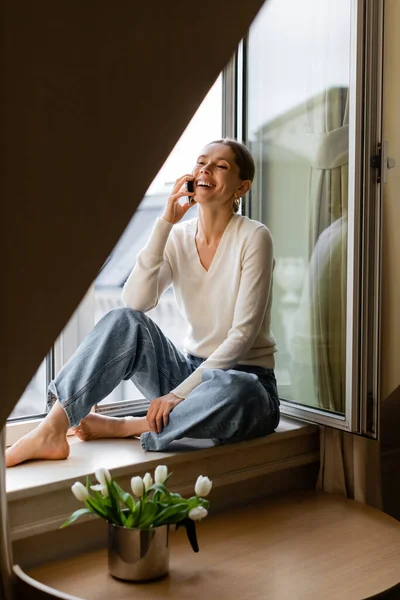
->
<box><xmin>247</xmin><ymin>0</ymin><xmax>350</xmax><ymax>414</ymax></box>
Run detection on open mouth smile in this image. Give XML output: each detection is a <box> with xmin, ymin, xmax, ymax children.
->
<box><xmin>196</xmin><ymin>180</ymin><xmax>215</xmax><ymax>189</ymax></box>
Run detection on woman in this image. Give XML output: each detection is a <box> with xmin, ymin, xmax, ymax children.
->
<box><xmin>6</xmin><ymin>139</ymin><xmax>279</xmax><ymax>468</ymax></box>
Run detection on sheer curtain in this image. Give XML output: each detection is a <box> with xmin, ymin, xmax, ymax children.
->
<box><xmin>291</xmin><ymin>87</ymin><xmax>348</xmax><ymax>414</ymax></box>
<box><xmin>307</xmin><ymin>86</ymin><xmax>349</xmax><ymax>414</ymax></box>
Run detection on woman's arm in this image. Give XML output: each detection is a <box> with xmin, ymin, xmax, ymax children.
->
<box><xmin>122</xmin><ymin>173</ymin><xmax>195</xmax><ymax>312</ymax></box>
<box><xmin>122</xmin><ymin>217</ymin><xmax>174</xmax><ymax>312</ymax></box>
<box><xmin>171</xmin><ymin>225</ymin><xmax>274</xmax><ymax>398</ymax></box>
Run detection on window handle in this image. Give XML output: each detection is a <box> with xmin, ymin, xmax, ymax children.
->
<box><xmin>383</xmin><ymin>140</ymin><xmax>395</xmax><ymax>184</ymax></box>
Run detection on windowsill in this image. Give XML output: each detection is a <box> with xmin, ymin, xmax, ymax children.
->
<box><xmin>6</xmin><ymin>434</ymin><xmax>216</xmax><ymax>500</ymax></box>
<box><xmin>6</xmin><ymin>416</ymin><xmax>320</xmax><ymax>559</ymax></box>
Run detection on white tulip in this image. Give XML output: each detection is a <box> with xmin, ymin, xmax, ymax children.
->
<box><xmin>143</xmin><ymin>472</ymin><xmax>153</xmax><ymax>491</ymax></box>
<box><xmin>194</xmin><ymin>475</ymin><xmax>212</xmax><ymax>497</ymax></box>
<box><xmin>95</xmin><ymin>468</ymin><xmax>111</xmax><ymax>486</ymax></box>
<box><xmin>131</xmin><ymin>476</ymin><xmax>145</xmax><ymax>497</ymax></box>
<box><xmin>154</xmin><ymin>465</ymin><xmax>168</xmax><ymax>484</ymax></box>
<box><xmin>188</xmin><ymin>506</ymin><xmax>208</xmax><ymax>521</ymax></box>
<box><xmin>90</xmin><ymin>483</ymin><xmax>109</xmax><ymax>498</ymax></box>
<box><xmin>71</xmin><ymin>482</ymin><xmax>89</xmax><ymax>502</ymax></box>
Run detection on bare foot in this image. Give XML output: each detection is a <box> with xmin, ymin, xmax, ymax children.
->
<box><xmin>72</xmin><ymin>413</ymin><xmax>150</xmax><ymax>441</ymax></box>
<box><xmin>6</xmin><ymin>422</ymin><xmax>70</xmax><ymax>468</ymax></box>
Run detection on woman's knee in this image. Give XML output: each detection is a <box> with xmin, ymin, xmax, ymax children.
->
<box><xmin>202</xmin><ymin>369</ymin><xmax>260</xmax><ymax>404</ymax></box>
<box><xmin>94</xmin><ymin>308</ymin><xmax>148</xmax><ymax>343</ymax></box>
<box><xmin>104</xmin><ymin>307</ymin><xmax>145</xmax><ymax>326</ymax></box>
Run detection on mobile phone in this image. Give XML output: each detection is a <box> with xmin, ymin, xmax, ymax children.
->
<box><xmin>187</xmin><ymin>180</ymin><xmax>195</xmax><ymax>204</ymax></box>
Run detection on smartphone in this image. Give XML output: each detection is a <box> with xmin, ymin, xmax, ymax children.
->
<box><xmin>187</xmin><ymin>180</ymin><xmax>195</xmax><ymax>204</ymax></box>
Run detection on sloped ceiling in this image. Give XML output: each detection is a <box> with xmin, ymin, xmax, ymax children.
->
<box><xmin>2</xmin><ymin>1</ymin><xmax>266</xmax><ymax>426</ymax></box>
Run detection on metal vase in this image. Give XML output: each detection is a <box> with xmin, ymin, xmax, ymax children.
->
<box><xmin>108</xmin><ymin>522</ymin><xmax>170</xmax><ymax>582</ymax></box>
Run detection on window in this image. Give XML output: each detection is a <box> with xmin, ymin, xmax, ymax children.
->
<box><xmin>241</xmin><ymin>0</ymin><xmax>383</xmax><ymax>436</ymax></box>
<box><xmin>6</xmin><ymin>76</ymin><xmax>222</xmax><ymax>428</ymax></box>
<box><xmin>8</xmin><ymin>356</ymin><xmax>48</xmax><ymax>420</ymax></box>
<box><xmin>8</xmin><ymin>0</ymin><xmax>383</xmax><ymax>441</ymax></box>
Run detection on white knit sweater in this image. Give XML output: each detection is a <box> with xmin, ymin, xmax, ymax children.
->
<box><xmin>122</xmin><ymin>213</ymin><xmax>276</xmax><ymax>398</ymax></box>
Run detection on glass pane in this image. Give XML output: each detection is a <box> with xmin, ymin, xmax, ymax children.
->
<box><xmin>8</xmin><ymin>357</ymin><xmax>48</xmax><ymax>419</ymax></box>
<box><xmin>247</xmin><ymin>0</ymin><xmax>350</xmax><ymax>415</ymax></box>
<box><xmin>96</xmin><ymin>76</ymin><xmax>222</xmax><ymax>405</ymax></box>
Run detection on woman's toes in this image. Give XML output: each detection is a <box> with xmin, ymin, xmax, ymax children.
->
<box><xmin>73</xmin><ymin>426</ymin><xmax>90</xmax><ymax>441</ymax></box>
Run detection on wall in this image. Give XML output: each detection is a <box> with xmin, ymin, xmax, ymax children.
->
<box><xmin>380</xmin><ymin>0</ymin><xmax>400</xmax><ymax>520</ymax></box>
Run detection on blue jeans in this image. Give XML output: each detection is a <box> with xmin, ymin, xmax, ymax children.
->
<box><xmin>48</xmin><ymin>308</ymin><xmax>280</xmax><ymax>451</ymax></box>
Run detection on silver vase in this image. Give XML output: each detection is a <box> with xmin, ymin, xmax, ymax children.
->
<box><xmin>108</xmin><ymin>522</ymin><xmax>170</xmax><ymax>582</ymax></box>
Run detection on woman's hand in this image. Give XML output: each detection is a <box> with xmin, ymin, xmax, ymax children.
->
<box><xmin>162</xmin><ymin>174</ymin><xmax>195</xmax><ymax>225</ymax></box>
<box><xmin>146</xmin><ymin>393</ymin><xmax>184</xmax><ymax>433</ymax></box>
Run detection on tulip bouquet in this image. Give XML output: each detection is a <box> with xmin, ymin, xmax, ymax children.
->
<box><xmin>62</xmin><ymin>465</ymin><xmax>212</xmax><ymax>552</ymax></box>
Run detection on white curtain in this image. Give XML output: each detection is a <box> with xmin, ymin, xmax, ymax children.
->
<box><xmin>308</xmin><ymin>87</ymin><xmax>349</xmax><ymax>414</ymax></box>
<box><xmin>291</xmin><ymin>87</ymin><xmax>348</xmax><ymax>413</ymax></box>
<box><xmin>317</xmin><ymin>427</ymin><xmax>382</xmax><ymax>509</ymax></box>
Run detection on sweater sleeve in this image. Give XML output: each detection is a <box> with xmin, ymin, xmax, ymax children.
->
<box><xmin>171</xmin><ymin>226</ymin><xmax>274</xmax><ymax>398</ymax></box>
<box><xmin>122</xmin><ymin>217</ymin><xmax>174</xmax><ymax>312</ymax></box>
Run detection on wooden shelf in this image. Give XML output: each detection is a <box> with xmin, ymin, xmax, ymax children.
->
<box><xmin>27</xmin><ymin>491</ymin><xmax>400</xmax><ymax>600</ymax></box>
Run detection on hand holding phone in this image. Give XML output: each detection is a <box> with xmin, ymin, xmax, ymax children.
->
<box><xmin>186</xmin><ymin>180</ymin><xmax>195</xmax><ymax>204</ymax></box>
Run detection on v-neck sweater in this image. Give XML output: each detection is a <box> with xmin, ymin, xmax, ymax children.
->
<box><xmin>122</xmin><ymin>214</ymin><xmax>276</xmax><ymax>398</ymax></box>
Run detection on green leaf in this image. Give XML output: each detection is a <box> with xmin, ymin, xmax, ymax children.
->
<box><xmin>124</xmin><ymin>513</ymin><xmax>136</xmax><ymax>528</ymax></box>
<box><xmin>170</xmin><ymin>492</ymin><xmax>184</xmax><ymax>501</ymax></box>
<box><xmin>151</xmin><ymin>502</ymin><xmax>188</xmax><ymax>527</ymax></box>
<box><xmin>165</xmin><ymin>510</ymin><xmax>190</xmax><ymax>525</ymax></box>
<box><xmin>185</xmin><ymin>496</ymin><xmax>210</xmax><ymax>511</ymax></box>
<box><xmin>106</xmin><ymin>481</ymin><xmax>124</xmax><ymax>525</ymax></box>
<box><xmin>113</xmin><ymin>482</ymin><xmax>135</xmax><ymax>511</ymax></box>
<box><xmin>138</xmin><ymin>501</ymin><xmax>159</xmax><ymax>529</ymax></box>
<box><xmin>149</xmin><ymin>482</ymin><xmax>172</xmax><ymax>502</ymax></box>
<box><xmin>187</xmin><ymin>496</ymin><xmax>200</xmax><ymax>511</ymax></box>
<box><xmin>60</xmin><ymin>508</ymin><xmax>93</xmax><ymax>529</ymax></box>
<box><xmin>90</xmin><ymin>488</ymin><xmax>106</xmax><ymax>505</ymax></box>
<box><xmin>153</xmin><ymin>508</ymin><xmax>189</xmax><ymax>527</ymax></box>
<box><xmin>85</xmin><ymin>497</ymin><xmax>110</xmax><ymax>521</ymax></box>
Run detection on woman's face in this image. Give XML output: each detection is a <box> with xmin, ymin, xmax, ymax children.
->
<box><xmin>191</xmin><ymin>143</ymin><xmax>250</xmax><ymax>209</ymax></box>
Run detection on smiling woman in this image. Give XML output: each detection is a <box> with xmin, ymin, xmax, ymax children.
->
<box><xmin>6</xmin><ymin>139</ymin><xmax>280</xmax><ymax>468</ymax></box>
<box><xmin>193</xmin><ymin>139</ymin><xmax>255</xmax><ymax>214</ymax></box>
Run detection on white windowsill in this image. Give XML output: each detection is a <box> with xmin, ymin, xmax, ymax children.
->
<box><xmin>5</xmin><ymin>418</ymin><xmax>45</xmax><ymax>447</ymax></box>
<box><xmin>6</xmin><ymin>434</ymin><xmax>215</xmax><ymax>500</ymax></box>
